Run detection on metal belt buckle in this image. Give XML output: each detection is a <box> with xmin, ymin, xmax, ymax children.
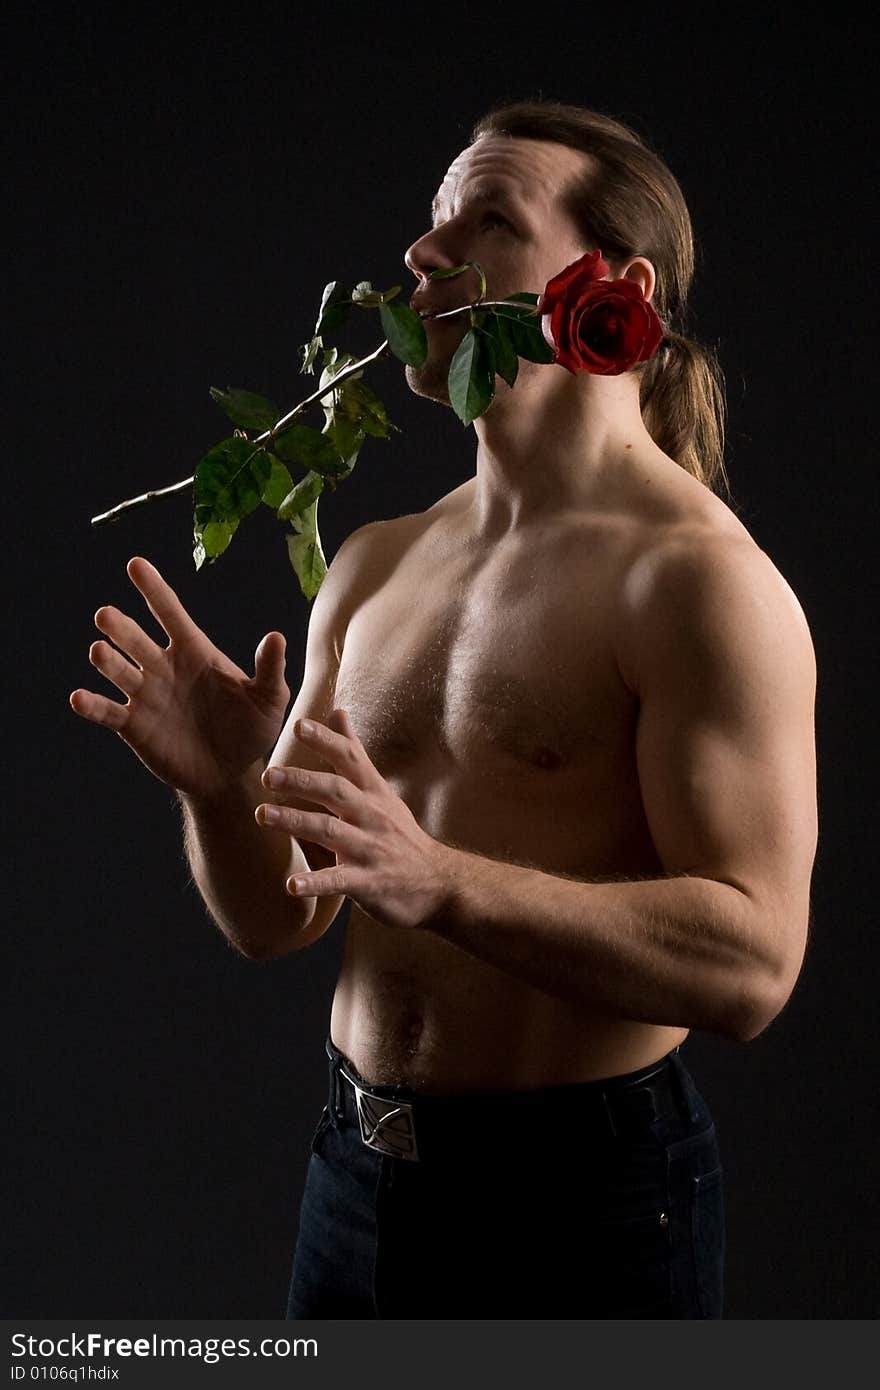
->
<box><xmin>353</xmin><ymin>1083</ymin><xmax>420</xmax><ymax>1162</ymax></box>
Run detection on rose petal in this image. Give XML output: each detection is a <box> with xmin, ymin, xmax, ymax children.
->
<box><xmin>539</xmin><ymin>249</ymin><xmax>610</xmax><ymax>314</ymax></box>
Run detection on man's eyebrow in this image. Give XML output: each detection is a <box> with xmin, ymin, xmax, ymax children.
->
<box><xmin>430</xmin><ymin>186</ymin><xmax>525</xmax><ymax>223</ymax></box>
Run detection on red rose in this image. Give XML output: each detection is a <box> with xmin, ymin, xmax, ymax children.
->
<box><xmin>537</xmin><ymin>249</ymin><xmax>664</xmax><ymax>375</ymax></box>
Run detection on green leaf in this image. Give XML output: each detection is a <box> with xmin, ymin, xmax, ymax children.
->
<box><xmin>314</xmin><ymin>280</ymin><xmax>351</xmax><ymax>337</ymax></box>
<box><xmin>193</xmin><ymin>437</ymin><xmax>271</xmax><ymax>524</ymax></box>
<box><xmin>277</xmin><ymin>469</ymin><xmax>324</xmax><ymax>521</ymax></box>
<box><xmin>494</xmin><ymin>296</ymin><xmax>555</xmax><ymax>363</ymax></box>
<box><xmin>319</xmin><ymin>348</ymin><xmax>361</xmax><ymax>390</ymax></box>
<box><xmin>323</xmin><ymin>415</ymin><xmax>365</xmax><ymax>468</ymax></box>
<box><xmin>260</xmin><ymin>454</ymin><xmax>294</xmax><ymax>509</ymax></box>
<box><xmin>337</xmin><ymin>379</ymin><xmax>397</xmax><ymax>439</ymax></box>
<box><xmin>193</xmin><ymin>517</ymin><xmax>240</xmax><ymax>570</ymax></box>
<box><xmin>379</xmin><ymin>299</ymin><xmax>428</xmax><ymax>367</ymax></box>
<box><xmin>314</xmin><ymin>354</ymin><xmax>395</xmax><ymax>470</ymax></box>
<box><xmin>201</xmin><ymin>519</ymin><xmax>237</xmax><ymax>557</ymax></box>
<box><xmin>300</xmin><ymin>335</ymin><xmax>321</xmax><ymax>375</ymax></box>
<box><xmin>448</xmin><ymin>328</ymin><xmax>495</xmax><ymax>425</ymax></box>
<box><xmin>209</xmin><ymin>387</ymin><xmax>280</xmax><ymax>432</ymax></box>
<box><xmin>317</xmin><ymin>350</ymin><xmax>362</xmax><ymax>420</ymax></box>
<box><xmin>351</xmin><ymin>281</ymin><xmax>402</xmax><ymax>306</ymax></box>
<box><xmin>351</xmin><ymin>281</ymin><xmax>387</xmax><ymax>308</ymax></box>
<box><xmin>484</xmin><ymin>313</ymin><xmax>519</xmax><ymax>388</ymax></box>
<box><xmin>286</xmin><ymin>497</ymin><xmax>327</xmax><ymax>600</ymax></box>
<box><xmin>192</xmin><ymin>437</ymin><xmax>270</xmax><ymax>568</ymax></box>
<box><xmin>428</xmin><ymin>260</ymin><xmax>486</xmax><ymax>301</ymax></box>
<box><xmin>273</xmin><ymin>423</ymin><xmax>350</xmax><ymax>477</ymax></box>
<box><xmin>299</xmin><ymin>284</ymin><xmax>353</xmax><ymax>376</ymax></box>
<box><xmin>428</xmin><ymin>262</ymin><xmax>486</xmax><ymax>304</ymax></box>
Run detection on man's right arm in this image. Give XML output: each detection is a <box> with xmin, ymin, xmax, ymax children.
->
<box><xmin>179</xmin><ymin>522</ymin><xmax>378</xmax><ymax>960</ymax></box>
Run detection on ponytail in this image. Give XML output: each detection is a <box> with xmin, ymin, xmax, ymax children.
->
<box><xmin>638</xmin><ymin>332</ymin><xmax>730</xmax><ymax>497</ymax></box>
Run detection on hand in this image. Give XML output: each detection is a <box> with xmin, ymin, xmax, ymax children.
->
<box><xmin>255</xmin><ymin>708</ymin><xmax>452</xmax><ymax>931</ymax></box>
<box><xmin>69</xmin><ymin>556</ymin><xmax>291</xmax><ymax>798</ymax></box>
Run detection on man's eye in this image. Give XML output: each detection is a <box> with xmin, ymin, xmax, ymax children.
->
<box><xmin>482</xmin><ymin>212</ymin><xmax>512</xmax><ymax>230</ymax></box>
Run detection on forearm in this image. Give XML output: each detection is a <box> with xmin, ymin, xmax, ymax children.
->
<box><xmin>430</xmin><ymin>846</ymin><xmax>779</xmax><ymax>1041</ymax></box>
<box><xmin>178</xmin><ymin>761</ymin><xmax>315</xmax><ymax>959</ymax></box>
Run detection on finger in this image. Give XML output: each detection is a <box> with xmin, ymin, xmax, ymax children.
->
<box><xmin>296</xmin><ymin>711</ymin><xmax>379</xmax><ymax>787</ymax></box>
<box><xmin>255</xmin><ymin>803</ymin><xmax>362</xmax><ymax>853</ymax></box>
<box><xmin>327</xmin><ymin>707</ymin><xmax>361</xmax><ymax>742</ymax></box>
<box><xmin>126</xmin><ymin>556</ymin><xmax>201</xmax><ymax>645</ymax></box>
<box><xmin>253</xmin><ymin>632</ymin><xmax>288</xmax><ymax>693</ymax></box>
<box><xmin>286</xmin><ymin>864</ymin><xmax>351</xmax><ymax>898</ymax></box>
<box><xmin>327</xmin><ymin>708</ymin><xmax>377</xmax><ymax>771</ymax></box>
<box><xmin>89</xmin><ymin>639</ymin><xmax>144</xmax><ymax>698</ymax></box>
<box><xmin>261</xmin><ymin>765</ymin><xmax>361</xmax><ymax>816</ymax></box>
<box><xmin>69</xmin><ymin>686</ymin><xmax>129</xmax><ymax>732</ymax></box>
<box><xmin>94</xmin><ymin>605</ymin><xmax>163</xmax><ymax>669</ymax></box>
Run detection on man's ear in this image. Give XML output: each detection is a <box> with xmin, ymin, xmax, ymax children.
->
<box><xmin>617</xmin><ymin>256</ymin><xmax>656</xmax><ymax>304</ymax></box>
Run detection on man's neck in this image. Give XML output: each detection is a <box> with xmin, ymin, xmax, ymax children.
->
<box><xmin>467</xmin><ymin>368</ymin><xmax>658</xmax><ymax>538</ymax></box>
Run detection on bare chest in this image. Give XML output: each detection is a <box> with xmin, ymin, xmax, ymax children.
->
<box><xmin>334</xmin><ymin>526</ymin><xmax>637</xmax><ymax>797</ymax></box>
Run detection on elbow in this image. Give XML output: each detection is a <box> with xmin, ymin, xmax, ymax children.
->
<box><xmin>234</xmin><ymin>936</ymin><xmax>294</xmax><ymax>962</ymax></box>
<box><xmin>726</xmin><ymin>970</ymin><xmax>798</xmax><ymax>1043</ymax></box>
<box><xmin>724</xmin><ymin>899</ymin><xmax>809</xmax><ymax>1042</ymax></box>
<box><xmin>730</xmin><ymin>1002</ymin><xmax>776</xmax><ymax>1043</ymax></box>
<box><xmin>235</xmin><ymin>932</ymin><xmax>312</xmax><ymax>962</ymax></box>
<box><xmin>224</xmin><ymin>907</ymin><xmax>318</xmax><ymax>962</ymax></box>
<box><xmin>235</xmin><ymin>922</ymin><xmax>314</xmax><ymax>962</ymax></box>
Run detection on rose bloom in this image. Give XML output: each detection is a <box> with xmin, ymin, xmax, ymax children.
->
<box><xmin>537</xmin><ymin>249</ymin><xmax>664</xmax><ymax>375</ymax></box>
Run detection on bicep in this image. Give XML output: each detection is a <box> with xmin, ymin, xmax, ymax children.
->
<box><xmin>629</xmin><ymin>538</ymin><xmax>818</xmax><ymax>978</ymax></box>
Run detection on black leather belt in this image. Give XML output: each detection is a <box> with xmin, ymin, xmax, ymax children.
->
<box><xmin>326</xmin><ymin>1040</ymin><xmax>685</xmax><ymax>1164</ymax></box>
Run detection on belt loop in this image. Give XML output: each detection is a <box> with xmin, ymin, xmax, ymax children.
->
<box><xmin>326</xmin><ymin>1036</ymin><xmax>344</xmax><ymax>1120</ymax></box>
<box><xmin>667</xmin><ymin>1047</ymin><xmax>699</xmax><ymax>1123</ymax></box>
<box><xmin>601</xmin><ymin>1090</ymin><xmax>618</xmax><ymax>1140</ymax></box>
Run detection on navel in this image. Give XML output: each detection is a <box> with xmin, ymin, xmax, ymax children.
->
<box><xmin>401</xmin><ymin>1011</ymin><xmax>426</xmax><ymax>1056</ymax></box>
<box><xmin>530</xmin><ymin>745</ymin><xmax>563</xmax><ymax>770</ymax></box>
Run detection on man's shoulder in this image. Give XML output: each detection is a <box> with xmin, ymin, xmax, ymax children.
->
<box><xmin>616</xmin><ymin>502</ymin><xmax>815</xmax><ymax>695</ymax></box>
<box><xmin>613</xmin><ymin>457</ymin><xmax>777</xmax><ymax>597</ymax></box>
<box><xmin>319</xmin><ymin>489</ymin><xmax>463</xmax><ymax>625</ymax></box>
<box><xmin>628</xmin><ymin>508</ymin><xmax>804</xmax><ymax>621</ymax></box>
<box><xmin>329</xmin><ymin>483</ymin><xmax>470</xmax><ymax>573</ymax></box>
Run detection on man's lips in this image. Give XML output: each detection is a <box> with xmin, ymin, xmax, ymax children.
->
<box><xmin>410</xmin><ymin>298</ymin><xmax>465</xmax><ymax>320</ymax></box>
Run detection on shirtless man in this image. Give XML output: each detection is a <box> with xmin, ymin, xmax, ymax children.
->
<box><xmin>70</xmin><ymin>103</ymin><xmax>818</xmax><ymax>1318</ymax></box>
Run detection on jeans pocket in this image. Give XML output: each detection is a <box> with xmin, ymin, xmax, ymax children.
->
<box><xmin>690</xmin><ymin>1165</ymin><xmax>725</xmax><ymax>1318</ymax></box>
<box><xmin>308</xmin><ymin>1104</ymin><xmax>332</xmax><ymax>1158</ymax></box>
<box><xmin>659</xmin><ymin>1123</ymin><xmax>725</xmax><ymax>1317</ymax></box>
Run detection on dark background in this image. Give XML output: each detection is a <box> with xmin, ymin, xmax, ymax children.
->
<box><xmin>6</xmin><ymin>3</ymin><xmax>876</xmax><ymax>1318</ymax></box>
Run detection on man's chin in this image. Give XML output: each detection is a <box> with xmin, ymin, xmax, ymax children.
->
<box><xmin>404</xmin><ymin>359</ymin><xmax>452</xmax><ymax>404</ymax></box>
<box><xmin>404</xmin><ymin>319</ymin><xmax>468</xmax><ymax>404</ymax></box>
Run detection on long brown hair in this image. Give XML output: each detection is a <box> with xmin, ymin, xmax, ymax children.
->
<box><xmin>471</xmin><ymin>101</ymin><xmax>731</xmax><ymax>498</ymax></box>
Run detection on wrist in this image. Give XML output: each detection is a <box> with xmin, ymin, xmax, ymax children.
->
<box><xmin>421</xmin><ymin>838</ymin><xmax>471</xmax><ymax>938</ymax></box>
<box><xmin>177</xmin><ymin>760</ymin><xmax>266</xmax><ymax>814</ymax></box>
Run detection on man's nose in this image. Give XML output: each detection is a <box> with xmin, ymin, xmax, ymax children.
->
<box><xmin>404</xmin><ymin>226</ymin><xmax>458</xmax><ymax>282</ymax></box>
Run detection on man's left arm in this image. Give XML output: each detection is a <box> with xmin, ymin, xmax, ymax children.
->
<box><xmin>428</xmin><ymin>534</ymin><xmax>818</xmax><ymax>1043</ymax></box>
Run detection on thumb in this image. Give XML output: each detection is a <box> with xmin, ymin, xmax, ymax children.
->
<box><xmin>253</xmin><ymin>631</ymin><xmax>287</xmax><ymax>690</ymax></box>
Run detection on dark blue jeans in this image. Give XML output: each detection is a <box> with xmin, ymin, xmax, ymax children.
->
<box><xmin>286</xmin><ymin>1036</ymin><xmax>725</xmax><ymax>1319</ymax></box>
